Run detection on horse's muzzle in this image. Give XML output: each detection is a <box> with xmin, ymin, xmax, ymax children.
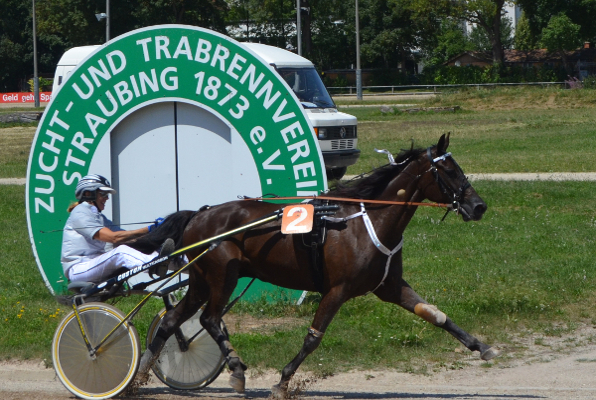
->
<box><xmin>459</xmin><ymin>199</ymin><xmax>487</xmax><ymax>221</ymax></box>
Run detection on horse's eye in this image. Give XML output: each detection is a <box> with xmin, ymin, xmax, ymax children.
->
<box><xmin>444</xmin><ymin>168</ymin><xmax>458</xmax><ymax>178</ymax></box>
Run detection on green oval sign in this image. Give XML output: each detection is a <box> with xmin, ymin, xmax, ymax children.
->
<box><xmin>27</xmin><ymin>25</ymin><xmax>327</xmax><ymax>295</ymax></box>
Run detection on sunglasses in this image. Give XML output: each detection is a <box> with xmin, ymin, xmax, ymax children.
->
<box><xmin>97</xmin><ymin>191</ymin><xmax>110</xmax><ymax>199</ymax></box>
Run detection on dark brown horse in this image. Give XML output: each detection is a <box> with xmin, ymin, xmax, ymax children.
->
<box><xmin>131</xmin><ymin>134</ymin><xmax>498</xmax><ymax>396</ymax></box>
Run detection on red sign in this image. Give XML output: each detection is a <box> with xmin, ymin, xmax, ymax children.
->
<box><xmin>281</xmin><ymin>204</ymin><xmax>314</xmax><ymax>234</ymax></box>
<box><xmin>0</xmin><ymin>92</ymin><xmax>53</xmax><ymax>103</ymax></box>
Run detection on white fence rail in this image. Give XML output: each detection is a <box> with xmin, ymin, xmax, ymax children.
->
<box><xmin>328</xmin><ymin>82</ymin><xmax>568</xmax><ymax>96</ymax></box>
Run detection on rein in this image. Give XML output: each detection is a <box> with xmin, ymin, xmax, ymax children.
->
<box><xmin>243</xmin><ymin>195</ymin><xmax>451</xmax><ymax>208</ymax></box>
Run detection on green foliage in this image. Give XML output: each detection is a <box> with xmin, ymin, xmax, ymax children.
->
<box><xmin>540</xmin><ymin>13</ymin><xmax>582</xmax><ymax>53</ymax></box>
<box><xmin>423</xmin><ymin>19</ymin><xmax>473</xmax><ymax>68</ymax></box>
<box><xmin>516</xmin><ymin>0</ymin><xmax>596</xmax><ymax>46</ymax></box>
<box><xmin>468</xmin><ymin>15</ymin><xmax>514</xmax><ymax>52</ymax></box>
<box><xmin>514</xmin><ymin>12</ymin><xmax>538</xmax><ymax>51</ymax></box>
<box><xmin>420</xmin><ymin>64</ymin><xmax>566</xmax><ymax>85</ymax></box>
<box><xmin>27</xmin><ymin>77</ymin><xmax>52</xmax><ymax>92</ymax></box>
<box><xmin>582</xmin><ymin>75</ymin><xmax>596</xmax><ymax>89</ymax></box>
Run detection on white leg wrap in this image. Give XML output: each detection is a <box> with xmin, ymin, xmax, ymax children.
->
<box><xmin>414</xmin><ymin>303</ymin><xmax>447</xmax><ymax>326</ymax></box>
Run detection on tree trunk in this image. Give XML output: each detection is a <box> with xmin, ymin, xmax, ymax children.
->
<box><xmin>490</xmin><ymin>1</ymin><xmax>504</xmax><ymax>64</ymax></box>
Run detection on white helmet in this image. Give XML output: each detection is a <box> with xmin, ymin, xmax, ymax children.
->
<box><xmin>75</xmin><ymin>174</ymin><xmax>116</xmax><ymax>201</ymax></box>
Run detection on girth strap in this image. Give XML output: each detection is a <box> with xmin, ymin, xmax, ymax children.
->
<box><xmin>323</xmin><ymin>203</ymin><xmax>403</xmax><ymax>294</ymax></box>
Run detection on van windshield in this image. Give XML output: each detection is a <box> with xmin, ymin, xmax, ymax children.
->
<box><xmin>277</xmin><ymin>67</ymin><xmax>335</xmax><ymax>109</ymax></box>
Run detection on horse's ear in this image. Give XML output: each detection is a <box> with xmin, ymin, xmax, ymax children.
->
<box><xmin>437</xmin><ymin>132</ymin><xmax>450</xmax><ymax>153</ymax></box>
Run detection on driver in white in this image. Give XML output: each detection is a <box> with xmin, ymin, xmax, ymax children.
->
<box><xmin>61</xmin><ymin>174</ymin><xmax>173</xmax><ymax>283</ymax></box>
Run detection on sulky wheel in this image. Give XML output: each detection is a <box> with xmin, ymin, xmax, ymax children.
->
<box><xmin>146</xmin><ymin>306</ymin><xmax>226</xmax><ymax>390</ymax></box>
<box><xmin>52</xmin><ymin>303</ymin><xmax>140</xmax><ymax>399</ymax></box>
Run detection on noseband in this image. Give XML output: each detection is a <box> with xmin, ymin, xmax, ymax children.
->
<box><xmin>425</xmin><ymin>147</ymin><xmax>471</xmax><ymax>218</ymax></box>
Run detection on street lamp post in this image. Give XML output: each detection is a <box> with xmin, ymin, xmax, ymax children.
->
<box><xmin>296</xmin><ymin>0</ymin><xmax>302</xmax><ymax>55</ymax></box>
<box><xmin>32</xmin><ymin>0</ymin><xmax>40</xmax><ymax>107</ymax></box>
<box><xmin>355</xmin><ymin>0</ymin><xmax>362</xmax><ymax>100</ymax></box>
<box><xmin>95</xmin><ymin>0</ymin><xmax>110</xmax><ymax>43</ymax></box>
<box><xmin>106</xmin><ymin>0</ymin><xmax>110</xmax><ymax>42</ymax></box>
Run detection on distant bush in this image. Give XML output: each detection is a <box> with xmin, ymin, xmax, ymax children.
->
<box><xmin>419</xmin><ymin>64</ymin><xmax>567</xmax><ymax>85</ymax></box>
<box><xmin>582</xmin><ymin>75</ymin><xmax>596</xmax><ymax>89</ymax></box>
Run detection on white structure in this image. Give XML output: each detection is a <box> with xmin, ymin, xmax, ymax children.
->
<box><xmin>51</xmin><ymin>45</ymin><xmax>100</xmax><ymax>94</ymax></box>
<box><xmin>245</xmin><ymin>43</ymin><xmax>359</xmax><ymax>178</ymax></box>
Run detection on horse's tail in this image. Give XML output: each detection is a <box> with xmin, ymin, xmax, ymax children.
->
<box><xmin>124</xmin><ymin>210</ymin><xmax>196</xmax><ymax>254</ymax></box>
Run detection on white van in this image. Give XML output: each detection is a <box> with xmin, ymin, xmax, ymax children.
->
<box><xmin>245</xmin><ymin>43</ymin><xmax>359</xmax><ymax>179</ymax></box>
<box><xmin>52</xmin><ymin>43</ymin><xmax>359</xmax><ymax>179</ymax></box>
<box><xmin>51</xmin><ymin>45</ymin><xmax>100</xmax><ymax>95</ymax></box>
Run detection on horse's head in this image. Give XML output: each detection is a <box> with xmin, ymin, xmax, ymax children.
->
<box><xmin>419</xmin><ymin>133</ymin><xmax>486</xmax><ymax>221</ymax></box>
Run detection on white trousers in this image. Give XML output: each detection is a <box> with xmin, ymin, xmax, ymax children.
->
<box><xmin>68</xmin><ymin>245</ymin><xmax>157</xmax><ymax>283</ymax></box>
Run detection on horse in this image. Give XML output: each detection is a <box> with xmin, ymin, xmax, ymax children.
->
<box><xmin>129</xmin><ymin>133</ymin><xmax>498</xmax><ymax>396</ymax></box>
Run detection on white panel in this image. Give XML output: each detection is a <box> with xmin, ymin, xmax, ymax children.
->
<box><xmin>176</xmin><ymin>103</ymin><xmax>261</xmax><ymax>210</ymax></box>
<box><xmin>110</xmin><ymin>103</ymin><xmax>178</xmax><ymax>230</ymax></box>
<box><xmin>88</xmin><ymin>133</ymin><xmax>113</xmax><ymax>220</ymax></box>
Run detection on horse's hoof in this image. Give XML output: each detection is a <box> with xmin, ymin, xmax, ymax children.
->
<box><xmin>133</xmin><ymin>370</ymin><xmax>150</xmax><ymax>387</ymax></box>
<box><xmin>481</xmin><ymin>347</ymin><xmax>500</xmax><ymax>361</ymax></box>
<box><xmin>271</xmin><ymin>384</ymin><xmax>287</xmax><ymax>399</ymax></box>
<box><xmin>137</xmin><ymin>350</ymin><xmax>154</xmax><ymax>375</ymax></box>
<box><xmin>229</xmin><ymin>373</ymin><xmax>245</xmax><ymax>393</ymax></box>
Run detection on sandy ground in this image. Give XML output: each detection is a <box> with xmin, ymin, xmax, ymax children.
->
<box><xmin>1</xmin><ymin>324</ymin><xmax>595</xmax><ymax>400</ymax></box>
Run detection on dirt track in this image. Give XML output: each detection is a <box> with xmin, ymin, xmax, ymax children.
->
<box><xmin>2</xmin><ymin>325</ymin><xmax>595</xmax><ymax>400</ymax></box>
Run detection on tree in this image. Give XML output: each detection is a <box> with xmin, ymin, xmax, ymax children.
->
<box><xmin>540</xmin><ymin>13</ymin><xmax>582</xmax><ymax>75</ymax></box>
<box><xmin>514</xmin><ymin>11</ymin><xmax>536</xmax><ymax>51</ymax></box>
<box><xmin>468</xmin><ymin>14</ymin><xmax>513</xmax><ymax>53</ymax></box>
<box><xmin>515</xmin><ymin>0</ymin><xmax>596</xmax><ymax>45</ymax></box>
<box><xmin>409</xmin><ymin>0</ymin><xmax>512</xmax><ymax>64</ymax></box>
<box><xmin>422</xmin><ymin>19</ymin><xmax>472</xmax><ymax>67</ymax></box>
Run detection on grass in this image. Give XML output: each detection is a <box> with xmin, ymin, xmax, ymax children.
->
<box><xmin>336</xmin><ymin>88</ymin><xmax>596</xmax><ymax>176</ymax></box>
<box><xmin>230</xmin><ymin>180</ymin><xmax>596</xmax><ymax>373</ymax></box>
<box><xmin>0</xmin><ymin>125</ymin><xmax>36</xmax><ymax>178</ymax></box>
<box><xmin>3</xmin><ymin>180</ymin><xmax>595</xmax><ymax>374</ymax></box>
<box><xmin>1</xmin><ymin>87</ymin><xmax>596</xmax><ymax>375</ymax></box>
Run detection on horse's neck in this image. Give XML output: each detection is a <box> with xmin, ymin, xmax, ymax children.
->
<box><xmin>367</xmin><ymin>161</ymin><xmax>426</xmax><ymax>245</ymax></box>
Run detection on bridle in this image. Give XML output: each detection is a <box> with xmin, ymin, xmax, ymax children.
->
<box><xmin>425</xmin><ymin>147</ymin><xmax>471</xmax><ymax>219</ymax></box>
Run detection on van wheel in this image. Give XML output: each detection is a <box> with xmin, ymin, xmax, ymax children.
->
<box><xmin>326</xmin><ymin>167</ymin><xmax>347</xmax><ymax>181</ymax></box>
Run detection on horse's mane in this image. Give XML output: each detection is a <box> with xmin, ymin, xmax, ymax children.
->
<box><xmin>328</xmin><ymin>147</ymin><xmax>427</xmax><ymax>199</ymax></box>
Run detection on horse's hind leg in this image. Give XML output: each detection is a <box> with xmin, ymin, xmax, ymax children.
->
<box><xmin>271</xmin><ymin>285</ymin><xmax>348</xmax><ymax>398</ymax></box>
<box><xmin>375</xmin><ymin>278</ymin><xmax>499</xmax><ymax>361</ymax></box>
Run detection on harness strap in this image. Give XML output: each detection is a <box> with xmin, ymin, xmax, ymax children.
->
<box><xmin>323</xmin><ymin>203</ymin><xmax>404</xmax><ymax>294</ymax></box>
<box><xmin>359</xmin><ymin>203</ymin><xmax>404</xmax><ymax>294</ymax></box>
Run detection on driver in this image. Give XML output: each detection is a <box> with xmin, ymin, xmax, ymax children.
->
<box><xmin>61</xmin><ymin>174</ymin><xmax>173</xmax><ymax>283</ymax></box>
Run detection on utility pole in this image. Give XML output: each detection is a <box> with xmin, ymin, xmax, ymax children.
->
<box><xmin>296</xmin><ymin>0</ymin><xmax>302</xmax><ymax>55</ymax></box>
<box><xmin>32</xmin><ymin>0</ymin><xmax>40</xmax><ymax>107</ymax></box>
<box><xmin>106</xmin><ymin>0</ymin><xmax>110</xmax><ymax>42</ymax></box>
<box><xmin>95</xmin><ymin>0</ymin><xmax>110</xmax><ymax>43</ymax></box>
<box><xmin>355</xmin><ymin>0</ymin><xmax>362</xmax><ymax>100</ymax></box>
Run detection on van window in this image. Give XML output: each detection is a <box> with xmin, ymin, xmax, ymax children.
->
<box><xmin>278</xmin><ymin>67</ymin><xmax>335</xmax><ymax>109</ymax></box>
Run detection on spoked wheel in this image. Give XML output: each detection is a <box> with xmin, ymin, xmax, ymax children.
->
<box><xmin>52</xmin><ymin>303</ymin><xmax>140</xmax><ymax>399</ymax></box>
<box><xmin>146</xmin><ymin>306</ymin><xmax>226</xmax><ymax>390</ymax></box>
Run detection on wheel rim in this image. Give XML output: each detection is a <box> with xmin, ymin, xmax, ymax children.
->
<box><xmin>149</xmin><ymin>307</ymin><xmax>225</xmax><ymax>389</ymax></box>
<box><xmin>53</xmin><ymin>304</ymin><xmax>139</xmax><ymax>399</ymax></box>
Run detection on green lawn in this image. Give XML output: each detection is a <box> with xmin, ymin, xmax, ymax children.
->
<box><xmin>2</xmin><ymin>181</ymin><xmax>595</xmax><ymax>373</ymax></box>
<box><xmin>1</xmin><ymin>87</ymin><xmax>596</xmax><ymax>374</ymax></box>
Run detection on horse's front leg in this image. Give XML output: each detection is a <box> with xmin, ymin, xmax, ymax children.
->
<box><xmin>134</xmin><ymin>295</ymin><xmax>204</xmax><ymax>385</ymax></box>
<box><xmin>375</xmin><ymin>278</ymin><xmax>499</xmax><ymax>361</ymax></box>
<box><xmin>198</xmin><ymin>258</ymin><xmax>248</xmax><ymax>393</ymax></box>
<box><xmin>135</xmin><ymin>277</ymin><xmax>208</xmax><ymax>385</ymax></box>
<box><xmin>271</xmin><ymin>285</ymin><xmax>348</xmax><ymax>398</ymax></box>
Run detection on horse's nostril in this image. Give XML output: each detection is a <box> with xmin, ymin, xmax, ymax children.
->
<box><xmin>474</xmin><ymin>203</ymin><xmax>487</xmax><ymax>216</ymax></box>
